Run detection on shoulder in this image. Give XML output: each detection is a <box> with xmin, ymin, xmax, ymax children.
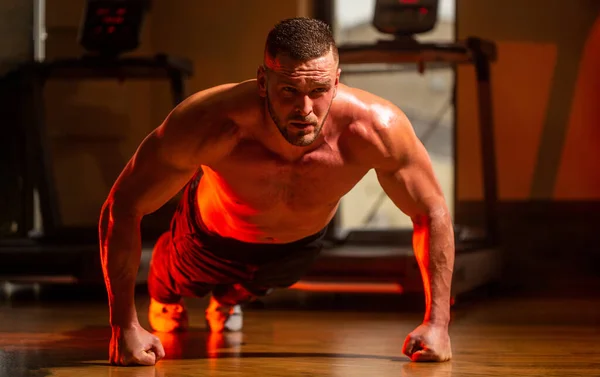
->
<box><xmin>153</xmin><ymin>80</ymin><xmax>260</xmax><ymax>165</ymax></box>
<box><xmin>160</xmin><ymin>80</ymin><xmax>262</xmax><ymax>140</ymax></box>
<box><xmin>334</xmin><ymin>84</ymin><xmax>417</xmax><ymax>170</ymax></box>
<box><xmin>163</xmin><ymin>80</ymin><xmax>257</xmax><ymax>137</ymax></box>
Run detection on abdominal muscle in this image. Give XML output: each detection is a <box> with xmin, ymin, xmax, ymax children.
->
<box><xmin>194</xmin><ymin>174</ymin><xmax>338</xmax><ymax>244</ymax></box>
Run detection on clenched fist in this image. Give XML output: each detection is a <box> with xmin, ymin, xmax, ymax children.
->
<box><xmin>110</xmin><ymin>324</ymin><xmax>166</xmax><ymax>366</ymax></box>
<box><xmin>402</xmin><ymin>323</ymin><xmax>452</xmax><ymax>362</ymax></box>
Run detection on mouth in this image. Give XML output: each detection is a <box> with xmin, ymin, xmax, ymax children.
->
<box><xmin>289</xmin><ymin>121</ymin><xmax>314</xmax><ymax>129</ymax></box>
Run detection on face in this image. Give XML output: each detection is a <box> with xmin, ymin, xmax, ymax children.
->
<box><xmin>257</xmin><ymin>50</ymin><xmax>341</xmax><ymax>146</ymax></box>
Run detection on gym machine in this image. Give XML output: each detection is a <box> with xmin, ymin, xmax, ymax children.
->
<box><xmin>0</xmin><ymin>0</ymin><xmax>192</xmax><ymax>282</ymax></box>
<box><xmin>292</xmin><ymin>0</ymin><xmax>502</xmax><ymax>297</ymax></box>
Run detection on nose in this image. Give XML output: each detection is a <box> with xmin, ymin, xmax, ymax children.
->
<box><xmin>295</xmin><ymin>95</ymin><xmax>313</xmax><ymax>117</ymax></box>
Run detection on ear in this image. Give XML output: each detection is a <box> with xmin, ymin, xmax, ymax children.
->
<box><xmin>257</xmin><ymin>66</ymin><xmax>267</xmax><ymax>97</ymax></box>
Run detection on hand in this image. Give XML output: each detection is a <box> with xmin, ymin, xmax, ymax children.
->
<box><xmin>110</xmin><ymin>324</ymin><xmax>166</xmax><ymax>366</ymax></box>
<box><xmin>402</xmin><ymin>323</ymin><xmax>452</xmax><ymax>362</ymax></box>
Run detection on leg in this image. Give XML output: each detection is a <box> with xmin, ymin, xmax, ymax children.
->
<box><xmin>204</xmin><ymin>283</ymin><xmax>269</xmax><ymax>333</ymax></box>
<box><xmin>212</xmin><ymin>283</ymin><xmax>267</xmax><ymax>306</ymax></box>
<box><xmin>147</xmin><ymin>232</ymin><xmax>188</xmax><ymax>333</ymax></box>
<box><xmin>204</xmin><ymin>234</ymin><xmax>325</xmax><ymax>333</ymax></box>
<box><xmin>148</xmin><ymin>232</ymin><xmax>181</xmax><ymax>305</ymax></box>
<box><xmin>147</xmin><ymin>232</ymin><xmax>214</xmax><ymax>332</ymax></box>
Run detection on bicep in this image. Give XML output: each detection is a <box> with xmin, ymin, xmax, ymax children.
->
<box><xmin>108</xmin><ymin>127</ymin><xmax>198</xmax><ymax>217</ymax></box>
<box><xmin>375</xmin><ymin>135</ymin><xmax>447</xmax><ymax>220</ymax></box>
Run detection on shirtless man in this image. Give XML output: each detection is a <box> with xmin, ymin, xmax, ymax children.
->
<box><xmin>99</xmin><ymin>17</ymin><xmax>454</xmax><ymax>366</ymax></box>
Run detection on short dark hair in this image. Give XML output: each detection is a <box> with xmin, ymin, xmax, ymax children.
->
<box><xmin>264</xmin><ymin>17</ymin><xmax>338</xmax><ymax>64</ymax></box>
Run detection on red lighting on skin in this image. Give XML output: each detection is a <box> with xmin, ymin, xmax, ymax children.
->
<box><xmin>413</xmin><ymin>217</ymin><xmax>432</xmax><ymax>322</ymax></box>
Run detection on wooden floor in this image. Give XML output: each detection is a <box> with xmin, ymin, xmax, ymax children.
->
<box><xmin>0</xmin><ymin>284</ymin><xmax>599</xmax><ymax>377</ymax></box>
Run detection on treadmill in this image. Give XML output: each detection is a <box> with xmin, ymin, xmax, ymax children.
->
<box><xmin>291</xmin><ymin>0</ymin><xmax>502</xmax><ymax>298</ymax></box>
<box><xmin>0</xmin><ymin>0</ymin><xmax>192</xmax><ymax>285</ymax></box>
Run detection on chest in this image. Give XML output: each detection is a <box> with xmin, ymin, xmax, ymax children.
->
<box><xmin>209</xmin><ymin>141</ymin><xmax>366</xmax><ymax>207</ymax></box>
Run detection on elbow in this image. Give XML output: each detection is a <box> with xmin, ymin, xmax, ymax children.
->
<box><xmin>98</xmin><ymin>196</ymin><xmax>141</xmax><ymax>235</ymax></box>
<box><xmin>98</xmin><ymin>196</ymin><xmax>143</xmax><ymax>260</ymax></box>
<box><xmin>411</xmin><ymin>203</ymin><xmax>451</xmax><ymax>226</ymax></box>
<box><xmin>428</xmin><ymin>205</ymin><xmax>451</xmax><ymax>222</ymax></box>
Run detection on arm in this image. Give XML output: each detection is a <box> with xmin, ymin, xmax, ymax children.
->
<box><xmin>100</xmin><ymin>87</ymin><xmax>240</xmax><ymax>366</ymax></box>
<box><xmin>376</xmin><ymin>149</ymin><xmax>454</xmax><ymax>326</ymax></box>
<box><xmin>99</xmin><ymin>105</ymin><xmax>201</xmax><ymax>329</ymax></box>
<box><xmin>372</xmin><ymin>109</ymin><xmax>454</xmax><ymax>360</ymax></box>
<box><xmin>98</xmin><ymin>90</ymin><xmax>234</xmax><ymax>330</ymax></box>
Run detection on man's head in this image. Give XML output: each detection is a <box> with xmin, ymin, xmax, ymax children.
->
<box><xmin>257</xmin><ymin>18</ymin><xmax>341</xmax><ymax>147</ymax></box>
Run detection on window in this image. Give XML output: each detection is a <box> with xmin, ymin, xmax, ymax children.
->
<box><xmin>331</xmin><ymin>0</ymin><xmax>456</xmax><ymax>237</ymax></box>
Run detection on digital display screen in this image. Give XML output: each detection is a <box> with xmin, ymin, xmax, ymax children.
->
<box><xmin>93</xmin><ymin>6</ymin><xmax>127</xmax><ymax>34</ymax></box>
<box><xmin>79</xmin><ymin>1</ymin><xmax>147</xmax><ymax>55</ymax></box>
<box><xmin>373</xmin><ymin>0</ymin><xmax>438</xmax><ymax>36</ymax></box>
<box><xmin>85</xmin><ymin>3</ymin><xmax>138</xmax><ymax>36</ymax></box>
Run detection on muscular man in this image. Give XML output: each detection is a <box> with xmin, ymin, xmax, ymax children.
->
<box><xmin>99</xmin><ymin>17</ymin><xmax>454</xmax><ymax>366</ymax></box>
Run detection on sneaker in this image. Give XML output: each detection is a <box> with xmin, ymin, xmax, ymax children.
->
<box><xmin>205</xmin><ymin>296</ymin><xmax>243</xmax><ymax>332</ymax></box>
<box><xmin>149</xmin><ymin>298</ymin><xmax>189</xmax><ymax>333</ymax></box>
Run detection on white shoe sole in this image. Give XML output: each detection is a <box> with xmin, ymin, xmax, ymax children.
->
<box><xmin>205</xmin><ymin>304</ymin><xmax>243</xmax><ymax>332</ymax></box>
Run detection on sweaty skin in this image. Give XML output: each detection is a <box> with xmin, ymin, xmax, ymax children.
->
<box><xmin>99</xmin><ymin>49</ymin><xmax>454</xmax><ymax>365</ymax></box>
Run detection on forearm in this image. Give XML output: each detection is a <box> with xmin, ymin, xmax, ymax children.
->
<box><xmin>99</xmin><ymin>200</ymin><xmax>143</xmax><ymax>328</ymax></box>
<box><xmin>412</xmin><ymin>209</ymin><xmax>455</xmax><ymax>327</ymax></box>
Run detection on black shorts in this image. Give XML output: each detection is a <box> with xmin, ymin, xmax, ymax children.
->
<box><xmin>148</xmin><ymin>173</ymin><xmax>327</xmax><ymax>303</ymax></box>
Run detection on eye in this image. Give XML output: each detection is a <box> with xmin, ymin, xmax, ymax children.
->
<box><xmin>282</xmin><ymin>86</ymin><xmax>297</xmax><ymax>93</ymax></box>
<box><xmin>313</xmin><ymin>88</ymin><xmax>328</xmax><ymax>93</ymax></box>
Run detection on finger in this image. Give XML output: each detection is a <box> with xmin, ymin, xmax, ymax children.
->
<box><xmin>133</xmin><ymin>350</ymin><xmax>157</xmax><ymax>366</ymax></box>
<box><xmin>402</xmin><ymin>337</ymin><xmax>421</xmax><ymax>357</ymax></box>
<box><xmin>411</xmin><ymin>349</ymin><xmax>439</xmax><ymax>362</ymax></box>
<box><xmin>402</xmin><ymin>339</ymin><xmax>414</xmax><ymax>356</ymax></box>
<box><xmin>152</xmin><ymin>337</ymin><xmax>166</xmax><ymax>361</ymax></box>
